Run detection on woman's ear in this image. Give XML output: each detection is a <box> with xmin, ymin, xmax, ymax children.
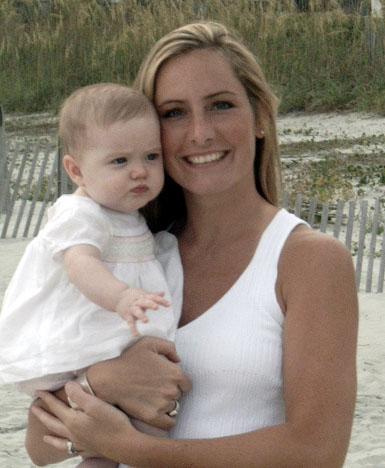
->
<box><xmin>62</xmin><ymin>155</ymin><xmax>84</xmax><ymax>186</ymax></box>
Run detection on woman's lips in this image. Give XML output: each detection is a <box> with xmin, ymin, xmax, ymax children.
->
<box><xmin>184</xmin><ymin>151</ymin><xmax>227</xmax><ymax>165</ymax></box>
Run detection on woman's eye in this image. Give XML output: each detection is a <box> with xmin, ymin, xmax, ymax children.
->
<box><xmin>112</xmin><ymin>157</ymin><xmax>127</xmax><ymax>165</ymax></box>
<box><xmin>161</xmin><ymin>108</ymin><xmax>183</xmax><ymax>119</ymax></box>
<box><xmin>146</xmin><ymin>153</ymin><xmax>160</xmax><ymax>161</ymax></box>
<box><xmin>212</xmin><ymin>101</ymin><xmax>234</xmax><ymax>110</ymax></box>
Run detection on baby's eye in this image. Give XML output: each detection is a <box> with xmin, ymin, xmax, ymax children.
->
<box><xmin>161</xmin><ymin>108</ymin><xmax>184</xmax><ymax>119</ymax></box>
<box><xmin>146</xmin><ymin>153</ymin><xmax>160</xmax><ymax>161</ymax></box>
<box><xmin>112</xmin><ymin>157</ymin><xmax>127</xmax><ymax>165</ymax></box>
<box><xmin>212</xmin><ymin>101</ymin><xmax>234</xmax><ymax>110</ymax></box>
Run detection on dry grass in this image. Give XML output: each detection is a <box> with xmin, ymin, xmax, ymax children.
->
<box><xmin>0</xmin><ymin>0</ymin><xmax>384</xmax><ymax>113</ymax></box>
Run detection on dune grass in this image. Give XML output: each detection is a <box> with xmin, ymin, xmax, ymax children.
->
<box><xmin>0</xmin><ymin>0</ymin><xmax>385</xmax><ymax>113</ymax></box>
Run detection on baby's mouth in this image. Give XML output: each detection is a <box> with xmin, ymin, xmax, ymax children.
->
<box><xmin>130</xmin><ymin>185</ymin><xmax>149</xmax><ymax>194</ymax></box>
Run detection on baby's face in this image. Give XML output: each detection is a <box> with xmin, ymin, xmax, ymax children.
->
<box><xmin>76</xmin><ymin>114</ymin><xmax>164</xmax><ymax>213</ymax></box>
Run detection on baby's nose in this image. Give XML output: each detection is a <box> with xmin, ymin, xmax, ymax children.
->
<box><xmin>130</xmin><ymin>163</ymin><xmax>148</xmax><ymax>179</ymax></box>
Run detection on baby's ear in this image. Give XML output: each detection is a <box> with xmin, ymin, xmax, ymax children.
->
<box><xmin>63</xmin><ymin>155</ymin><xmax>84</xmax><ymax>186</ymax></box>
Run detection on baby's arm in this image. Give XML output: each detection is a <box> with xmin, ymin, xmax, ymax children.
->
<box><xmin>64</xmin><ymin>244</ymin><xmax>170</xmax><ymax>335</ymax></box>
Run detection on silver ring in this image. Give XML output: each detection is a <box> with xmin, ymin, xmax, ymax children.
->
<box><xmin>66</xmin><ymin>440</ymin><xmax>79</xmax><ymax>456</ymax></box>
<box><xmin>167</xmin><ymin>399</ymin><xmax>180</xmax><ymax>417</ymax></box>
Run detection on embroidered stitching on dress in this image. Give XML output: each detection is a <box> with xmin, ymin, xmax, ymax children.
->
<box><xmin>103</xmin><ymin>231</ymin><xmax>155</xmax><ymax>263</ymax></box>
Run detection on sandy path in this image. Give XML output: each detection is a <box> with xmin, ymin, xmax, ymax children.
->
<box><xmin>0</xmin><ymin>240</ymin><xmax>384</xmax><ymax>467</ymax></box>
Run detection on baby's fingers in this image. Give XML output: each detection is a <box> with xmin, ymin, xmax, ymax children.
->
<box><xmin>123</xmin><ymin>314</ymin><xmax>140</xmax><ymax>336</ymax></box>
<box><xmin>151</xmin><ymin>293</ymin><xmax>171</xmax><ymax>307</ymax></box>
<box><xmin>130</xmin><ymin>305</ymin><xmax>150</xmax><ymax>323</ymax></box>
<box><xmin>134</xmin><ymin>297</ymin><xmax>161</xmax><ymax>311</ymax></box>
<box><xmin>147</xmin><ymin>293</ymin><xmax>171</xmax><ymax>307</ymax></box>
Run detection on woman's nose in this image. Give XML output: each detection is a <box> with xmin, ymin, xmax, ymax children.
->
<box><xmin>189</xmin><ymin>112</ymin><xmax>214</xmax><ymax>146</ymax></box>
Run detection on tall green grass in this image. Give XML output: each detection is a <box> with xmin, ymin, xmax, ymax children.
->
<box><xmin>1</xmin><ymin>0</ymin><xmax>385</xmax><ymax>113</ymax></box>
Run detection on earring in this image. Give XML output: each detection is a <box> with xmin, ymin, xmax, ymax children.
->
<box><xmin>256</xmin><ymin>129</ymin><xmax>265</xmax><ymax>139</ymax></box>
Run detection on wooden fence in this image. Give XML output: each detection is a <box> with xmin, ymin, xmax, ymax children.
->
<box><xmin>0</xmin><ymin>107</ymin><xmax>384</xmax><ymax>293</ymax></box>
<box><xmin>281</xmin><ymin>193</ymin><xmax>385</xmax><ymax>293</ymax></box>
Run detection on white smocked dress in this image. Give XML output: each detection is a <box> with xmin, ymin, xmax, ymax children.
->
<box><xmin>0</xmin><ymin>195</ymin><xmax>183</xmax><ymax>396</ymax></box>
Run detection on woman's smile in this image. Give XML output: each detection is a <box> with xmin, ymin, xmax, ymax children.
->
<box><xmin>184</xmin><ymin>150</ymin><xmax>228</xmax><ymax>165</ymax></box>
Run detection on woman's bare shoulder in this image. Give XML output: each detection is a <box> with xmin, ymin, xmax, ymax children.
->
<box><xmin>277</xmin><ymin>225</ymin><xmax>356</xmax><ymax>311</ymax></box>
<box><xmin>283</xmin><ymin>224</ymin><xmax>352</xmax><ymax>265</ymax></box>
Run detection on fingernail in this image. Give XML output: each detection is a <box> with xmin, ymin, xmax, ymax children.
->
<box><xmin>67</xmin><ymin>397</ymin><xmax>78</xmax><ymax>409</ymax></box>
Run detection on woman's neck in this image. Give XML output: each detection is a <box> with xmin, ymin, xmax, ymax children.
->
<box><xmin>181</xmin><ymin>188</ymin><xmax>273</xmax><ymax>248</ymax></box>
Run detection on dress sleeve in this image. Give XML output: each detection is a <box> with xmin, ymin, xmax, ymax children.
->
<box><xmin>39</xmin><ymin>197</ymin><xmax>111</xmax><ymax>260</ymax></box>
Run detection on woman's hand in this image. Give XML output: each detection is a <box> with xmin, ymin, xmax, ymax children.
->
<box><xmin>33</xmin><ymin>382</ymin><xmax>141</xmax><ymax>463</ymax></box>
<box><xmin>30</xmin><ymin>398</ymin><xmax>98</xmax><ymax>460</ymax></box>
<box><xmin>25</xmin><ymin>337</ymin><xmax>190</xmax><ymax>466</ymax></box>
<box><xmin>87</xmin><ymin>336</ymin><xmax>191</xmax><ymax>430</ymax></box>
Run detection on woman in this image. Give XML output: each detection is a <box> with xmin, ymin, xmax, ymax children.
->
<box><xmin>29</xmin><ymin>22</ymin><xmax>358</xmax><ymax>467</ymax></box>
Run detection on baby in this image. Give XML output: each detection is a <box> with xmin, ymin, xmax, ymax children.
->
<box><xmin>0</xmin><ymin>83</ymin><xmax>183</xmax><ymax>467</ymax></box>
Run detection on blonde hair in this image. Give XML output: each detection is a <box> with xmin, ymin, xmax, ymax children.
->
<box><xmin>59</xmin><ymin>83</ymin><xmax>155</xmax><ymax>155</ymax></box>
<box><xmin>135</xmin><ymin>21</ymin><xmax>281</xmax><ymax>215</ymax></box>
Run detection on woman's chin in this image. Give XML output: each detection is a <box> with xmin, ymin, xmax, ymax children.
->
<box><xmin>182</xmin><ymin>180</ymin><xmax>237</xmax><ymax>198</ymax></box>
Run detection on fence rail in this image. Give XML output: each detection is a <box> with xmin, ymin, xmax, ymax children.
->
<box><xmin>0</xmin><ymin>113</ymin><xmax>384</xmax><ymax>293</ymax></box>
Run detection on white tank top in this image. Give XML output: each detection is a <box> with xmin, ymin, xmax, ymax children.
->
<box><xmin>170</xmin><ymin>209</ymin><xmax>307</xmax><ymax>439</ymax></box>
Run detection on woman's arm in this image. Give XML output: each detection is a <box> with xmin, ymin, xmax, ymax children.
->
<box><xmin>26</xmin><ymin>337</ymin><xmax>191</xmax><ymax>466</ymax></box>
<box><xmin>34</xmin><ymin>230</ymin><xmax>358</xmax><ymax>467</ymax></box>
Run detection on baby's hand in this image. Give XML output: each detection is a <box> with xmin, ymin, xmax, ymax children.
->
<box><xmin>115</xmin><ymin>288</ymin><xmax>170</xmax><ymax>336</ymax></box>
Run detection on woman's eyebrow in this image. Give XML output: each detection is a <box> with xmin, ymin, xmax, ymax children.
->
<box><xmin>156</xmin><ymin>99</ymin><xmax>184</xmax><ymax>107</ymax></box>
<box><xmin>205</xmin><ymin>91</ymin><xmax>237</xmax><ymax>99</ymax></box>
<box><xmin>157</xmin><ymin>91</ymin><xmax>236</xmax><ymax>107</ymax></box>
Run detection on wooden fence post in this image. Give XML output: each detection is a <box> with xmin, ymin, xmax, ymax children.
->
<box><xmin>0</xmin><ymin>106</ymin><xmax>9</xmax><ymax>213</ymax></box>
<box><xmin>365</xmin><ymin>3</ymin><xmax>384</xmax><ymax>65</ymax></box>
<box><xmin>57</xmin><ymin>138</ymin><xmax>63</xmax><ymax>198</ymax></box>
<box><xmin>355</xmin><ymin>200</ymin><xmax>368</xmax><ymax>290</ymax></box>
<box><xmin>57</xmin><ymin>138</ymin><xmax>74</xmax><ymax>196</ymax></box>
<box><xmin>371</xmin><ymin>0</ymin><xmax>383</xmax><ymax>17</ymax></box>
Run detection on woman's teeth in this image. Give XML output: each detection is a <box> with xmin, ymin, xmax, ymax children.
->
<box><xmin>186</xmin><ymin>152</ymin><xmax>225</xmax><ymax>165</ymax></box>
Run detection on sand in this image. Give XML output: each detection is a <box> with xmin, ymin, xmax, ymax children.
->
<box><xmin>0</xmin><ymin>239</ymin><xmax>384</xmax><ymax>467</ymax></box>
